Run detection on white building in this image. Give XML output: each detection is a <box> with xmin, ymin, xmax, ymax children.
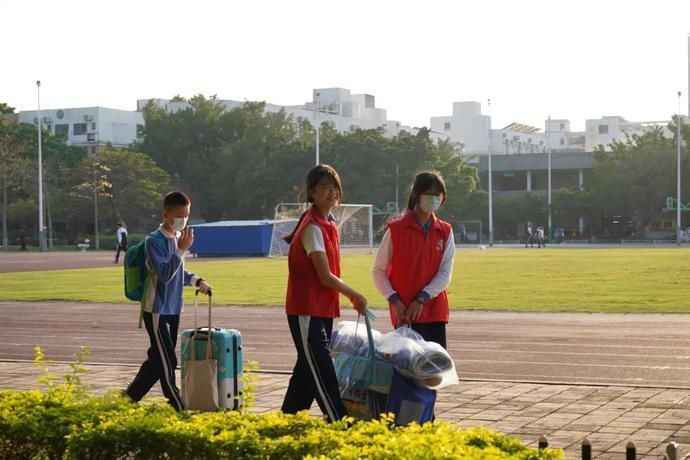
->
<box><xmin>139</xmin><ymin>88</ymin><xmax>451</xmax><ymax>144</ymax></box>
<box><xmin>430</xmin><ymin>100</ymin><xmax>690</xmax><ymax>158</ymax></box>
<box><xmin>583</xmin><ymin>116</ymin><xmax>683</xmax><ymax>151</ymax></box>
<box><xmin>430</xmin><ymin>102</ymin><xmax>491</xmax><ymax>154</ymax></box>
<box><xmin>19</xmin><ymin>107</ymin><xmax>143</xmax><ymax>154</ymax></box>
<box><xmin>431</xmin><ymin>101</ymin><xmax>585</xmax><ymax>164</ymax></box>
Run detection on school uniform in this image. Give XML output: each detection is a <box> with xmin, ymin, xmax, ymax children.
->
<box><xmin>281</xmin><ymin>207</ymin><xmax>348</xmax><ymax>422</ymax></box>
<box><xmin>126</xmin><ymin>225</ymin><xmax>201</xmax><ymax>411</ymax></box>
<box><xmin>114</xmin><ymin>226</ymin><xmax>128</xmax><ymax>263</ymax></box>
<box><xmin>372</xmin><ymin>210</ymin><xmax>455</xmax><ymax>349</ymax></box>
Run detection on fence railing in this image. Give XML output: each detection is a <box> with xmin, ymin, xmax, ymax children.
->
<box><xmin>538</xmin><ymin>435</ymin><xmax>688</xmax><ymax>460</ymax></box>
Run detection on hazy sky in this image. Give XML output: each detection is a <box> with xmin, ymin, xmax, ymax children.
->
<box><xmin>2</xmin><ymin>0</ymin><xmax>689</xmax><ymax>131</ymax></box>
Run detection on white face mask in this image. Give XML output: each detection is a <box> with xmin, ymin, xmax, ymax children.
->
<box><xmin>419</xmin><ymin>195</ymin><xmax>442</xmax><ymax>213</ymax></box>
<box><xmin>170</xmin><ymin>217</ymin><xmax>188</xmax><ymax>232</ymax></box>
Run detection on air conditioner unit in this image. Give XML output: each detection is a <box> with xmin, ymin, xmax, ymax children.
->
<box><xmin>84</xmin><ymin>115</ymin><xmax>93</xmax><ymax>122</ymax></box>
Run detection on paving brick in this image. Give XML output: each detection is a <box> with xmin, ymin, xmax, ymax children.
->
<box><xmin>6</xmin><ymin>361</ymin><xmax>690</xmax><ymax>455</ymax></box>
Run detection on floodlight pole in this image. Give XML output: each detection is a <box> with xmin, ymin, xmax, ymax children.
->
<box><xmin>395</xmin><ymin>164</ymin><xmax>400</xmax><ymax>214</ymax></box>
<box><xmin>37</xmin><ymin>80</ymin><xmax>46</xmax><ymax>252</ymax></box>
<box><xmin>677</xmin><ymin>91</ymin><xmax>682</xmax><ymax>246</ymax></box>
<box><xmin>547</xmin><ymin>115</ymin><xmax>552</xmax><ymax>243</ymax></box>
<box><xmin>487</xmin><ymin>98</ymin><xmax>494</xmax><ymax>247</ymax></box>
<box><xmin>314</xmin><ymin>90</ymin><xmax>320</xmax><ymax>166</ymax></box>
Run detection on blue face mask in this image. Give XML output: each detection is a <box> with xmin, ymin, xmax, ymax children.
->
<box><xmin>419</xmin><ymin>195</ymin><xmax>442</xmax><ymax>213</ymax></box>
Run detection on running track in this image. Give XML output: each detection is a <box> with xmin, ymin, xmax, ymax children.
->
<box><xmin>3</xmin><ymin>302</ymin><xmax>690</xmax><ymax>388</ymax></box>
<box><xmin>2</xmin><ymin>251</ymin><xmax>690</xmax><ymax>388</ymax></box>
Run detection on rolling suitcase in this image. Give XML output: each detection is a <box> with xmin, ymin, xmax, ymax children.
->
<box><xmin>181</xmin><ymin>290</ymin><xmax>243</xmax><ymax>410</ymax></box>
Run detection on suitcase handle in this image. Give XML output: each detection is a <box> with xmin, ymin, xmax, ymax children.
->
<box><xmin>189</xmin><ymin>290</ymin><xmax>214</xmax><ymax>362</ymax></box>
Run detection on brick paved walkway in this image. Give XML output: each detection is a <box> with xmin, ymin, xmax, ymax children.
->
<box><xmin>3</xmin><ymin>361</ymin><xmax>690</xmax><ymax>459</ymax></box>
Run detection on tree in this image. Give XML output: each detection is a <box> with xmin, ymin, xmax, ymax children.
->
<box><xmin>136</xmin><ymin>95</ymin><xmax>479</xmax><ymax>225</ymax></box>
<box><xmin>0</xmin><ymin>120</ymin><xmax>28</xmax><ymax>247</ymax></box>
<box><xmin>0</xmin><ymin>103</ymin><xmax>15</xmax><ymax>114</ymax></box>
<box><xmin>72</xmin><ymin>149</ymin><xmax>171</xmax><ymax>234</ymax></box>
<box><xmin>586</xmin><ymin>120</ymin><xmax>689</xmax><ymax>234</ymax></box>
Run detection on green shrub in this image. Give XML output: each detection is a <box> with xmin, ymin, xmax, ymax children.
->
<box><xmin>0</xmin><ymin>390</ymin><xmax>562</xmax><ymax>459</ymax></box>
<box><xmin>0</xmin><ymin>348</ymin><xmax>562</xmax><ymax>459</ymax></box>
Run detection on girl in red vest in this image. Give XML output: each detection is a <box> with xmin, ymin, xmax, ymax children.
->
<box><xmin>372</xmin><ymin>171</ymin><xmax>455</xmax><ymax>349</ymax></box>
<box><xmin>281</xmin><ymin>164</ymin><xmax>367</xmax><ymax>422</ymax></box>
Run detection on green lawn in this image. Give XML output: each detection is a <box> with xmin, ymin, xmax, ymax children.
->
<box><xmin>2</xmin><ymin>248</ymin><xmax>690</xmax><ymax>313</ymax></box>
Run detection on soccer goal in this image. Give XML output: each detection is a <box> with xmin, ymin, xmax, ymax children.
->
<box><xmin>458</xmin><ymin>220</ymin><xmax>483</xmax><ymax>244</ymax></box>
<box><xmin>269</xmin><ymin>203</ymin><xmax>373</xmax><ymax>257</ymax></box>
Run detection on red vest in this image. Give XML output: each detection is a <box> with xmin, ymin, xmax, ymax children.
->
<box><xmin>285</xmin><ymin>208</ymin><xmax>341</xmax><ymax>318</ymax></box>
<box><xmin>387</xmin><ymin>210</ymin><xmax>451</xmax><ymax>325</ymax></box>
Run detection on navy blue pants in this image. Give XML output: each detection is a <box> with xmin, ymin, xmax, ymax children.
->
<box><xmin>114</xmin><ymin>243</ymin><xmax>127</xmax><ymax>263</ymax></box>
<box><xmin>281</xmin><ymin>315</ymin><xmax>347</xmax><ymax>422</ymax></box>
<box><xmin>126</xmin><ymin>312</ymin><xmax>185</xmax><ymax>411</ymax></box>
<box><xmin>410</xmin><ymin>321</ymin><xmax>447</xmax><ymax>350</ymax></box>
<box><xmin>409</xmin><ymin>321</ymin><xmax>447</xmax><ymax>420</ymax></box>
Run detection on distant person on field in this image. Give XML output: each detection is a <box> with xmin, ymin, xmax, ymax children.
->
<box><xmin>536</xmin><ymin>225</ymin><xmax>545</xmax><ymax>248</ymax></box>
<box><xmin>525</xmin><ymin>222</ymin><xmax>534</xmax><ymax>248</ymax></box>
<box><xmin>19</xmin><ymin>229</ymin><xmax>27</xmax><ymax>251</ymax></box>
<box><xmin>281</xmin><ymin>164</ymin><xmax>367</xmax><ymax>422</ymax></box>
<box><xmin>556</xmin><ymin>228</ymin><xmax>565</xmax><ymax>244</ymax></box>
<box><xmin>372</xmin><ymin>170</ymin><xmax>455</xmax><ymax>350</ymax></box>
<box><xmin>124</xmin><ymin>191</ymin><xmax>212</xmax><ymax>411</ymax></box>
<box><xmin>114</xmin><ymin>222</ymin><xmax>128</xmax><ymax>264</ymax></box>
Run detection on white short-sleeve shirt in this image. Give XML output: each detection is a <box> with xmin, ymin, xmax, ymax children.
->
<box><xmin>301</xmin><ymin>223</ymin><xmax>326</xmax><ymax>255</ymax></box>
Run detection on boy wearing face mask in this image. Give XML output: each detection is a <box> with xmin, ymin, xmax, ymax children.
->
<box><xmin>125</xmin><ymin>191</ymin><xmax>212</xmax><ymax>411</ymax></box>
<box><xmin>372</xmin><ymin>171</ymin><xmax>455</xmax><ymax>349</ymax></box>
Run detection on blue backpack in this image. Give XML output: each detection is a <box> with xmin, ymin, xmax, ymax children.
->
<box><xmin>124</xmin><ymin>231</ymin><xmax>166</xmax><ymax>301</ymax></box>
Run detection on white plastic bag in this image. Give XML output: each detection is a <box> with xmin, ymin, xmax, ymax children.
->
<box><xmin>330</xmin><ymin>320</ymin><xmax>382</xmax><ymax>357</ymax></box>
<box><xmin>376</xmin><ymin>327</ymin><xmax>459</xmax><ymax>390</ymax></box>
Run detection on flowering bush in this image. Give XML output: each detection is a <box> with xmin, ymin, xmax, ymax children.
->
<box><xmin>0</xmin><ymin>390</ymin><xmax>561</xmax><ymax>459</ymax></box>
<box><xmin>0</xmin><ymin>348</ymin><xmax>562</xmax><ymax>459</ymax></box>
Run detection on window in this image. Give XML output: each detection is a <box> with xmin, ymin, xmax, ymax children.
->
<box><xmin>55</xmin><ymin>124</ymin><xmax>69</xmax><ymax>137</ymax></box>
<box><xmin>560</xmin><ymin>138</ymin><xmax>565</xmax><ymax>145</ymax></box>
<box><xmin>598</xmin><ymin>125</ymin><xmax>609</xmax><ymax>134</ymax></box>
<box><xmin>90</xmin><ymin>122</ymin><xmax>96</xmax><ymax>130</ymax></box>
<box><xmin>559</xmin><ymin>123</ymin><xmax>565</xmax><ymax>130</ymax></box>
<box><xmin>73</xmin><ymin>123</ymin><xmax>87</xmax><ymax>135</ymax></box>
<box><xmin>90</xmin><ymin>146</ymin><xmax>96</xmax><ymax>155</ymax></box>
<box><xmin>87</xmin><ymin>133</ymin><xmax>96</xmax><ymax>142</ymax></box>
<box><xmin>444</xmin><ymin>122</ymin><xmax>451</xmax><ymax>131</ymax></box>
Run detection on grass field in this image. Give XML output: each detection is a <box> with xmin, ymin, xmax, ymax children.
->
<box><xmin>1</xmin><ymin>248</ymin><xmax>690</xmax><ymax>313</ymax></box>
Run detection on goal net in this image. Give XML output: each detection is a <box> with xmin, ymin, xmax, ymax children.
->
<box><xmin>269</xmin><ymin>203</ymin><xmax>373</xmax><ymax>257</ymax></box>
<box><xmin>458</xmin><ymin>220</ymin><xmax>482</xmax><ymax>244</ymax></box>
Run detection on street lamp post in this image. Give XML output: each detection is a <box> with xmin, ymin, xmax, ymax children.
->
<box><xmin>677</xmin><ymin>91</ymin><xmax>682</xmax><ymax>246</ymax></box>
<box><xmin>313</xmin><ymin>90</ymin><xmax>320</xmax><ymax>166</ymax></box>
<box><xmin>547</xmin><ymin>116</ymin><xmax>552</xmax><ymax>243</ymax></box>
<box><xmin>93</xmin><ymin>165</ymin><xmax>100</xmax><ymax>250</ymax></box>
<box><xmin>36</xmin><ymin>80</ymin><xmax>45</xmax><ymax>252</ymax></box>
<box><xmin>395</xmin><ymin>164</ymin><xmax>400</xmax><ymax>214</ymax></box>
<box><xmin>487</xmin><ymin>98</ymin><xmax>493</xmax><ymax>247</ymax></box>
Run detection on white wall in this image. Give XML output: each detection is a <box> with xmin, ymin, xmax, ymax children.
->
<box><xmin>431</xmin><ymin>101</ymin><xmax>493</xmax><ymax>154</ymax></box>
<box><xmin>19</xmin><ymin>107</ymin><xmax>143</xmax><ymax>149</ymax></box>
<box><xmin>432</xmin><ymin>101</ymin><xmax>590</xmax><ymax>156</ymax></box>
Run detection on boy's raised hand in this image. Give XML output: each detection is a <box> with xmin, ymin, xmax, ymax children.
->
<box><xmin>178</xmin><ymin>227</ymin><xmax>194</xmax><ymax>251</ymax></box>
